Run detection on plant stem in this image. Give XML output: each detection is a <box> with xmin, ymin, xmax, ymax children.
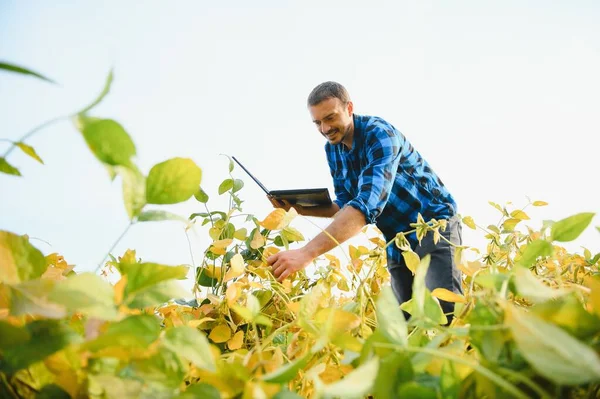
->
<box><xmin>95</xmin><ymin>221</ymin><xmax>134</xmax><ymax>273</ymax></box>
<box><xmin>2</xmin><ymin>115</ymin><xmax>68</xmax><ymax>158</ymax></box>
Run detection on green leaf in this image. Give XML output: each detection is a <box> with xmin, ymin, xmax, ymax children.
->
<box><xmin>440</xmin><ymin>359</ymin><xmax>461</xmax><ymax>399</ymax></box>
<box><xmin>118</xmin><ymin>165</ymin><xmax>146</xmax><ymax>220</ymax></box>
<box><xmin>232</xmin><ymin>179</ymin><xmax>244</xmax><ymax>193</ymax></box>
<box><xmin>373</xmin><ymin>352</ymin><xmax>413</xmax><ymax>398</ymax></box>
<box><xmin>0</xmin><ymin>157</ymin><xmax>21</xmax><ymax>176</ymax></box>
<box><xmin>532</xmin><ymin>294</ymin><xmax>600</xmax><ymax>339</ymax></box>
<box><xmin>321</xmin><ymin>356</ymin><xmax>379</xmax><ymax>399</ymax></box>
<box><xmin>9</xmin><ymin>279</ymin><xmax>66</xmax><ymax>318</ymax></box>
<box><xmin>177</xmin><ymin>383</ymin><xmax>221</xmax><ymax>399</ymax></box>
<box><xmin>514</xmin><ymin>267</ymin><xmax>565</xmax><ymax>303</ymax></box>
<box><xmin>194</xmin><ymin>187</ymin><xmax>209</xmax><ymax>203</ymax></box>
<box><xmin>48</xmin><ymin>272</ymin><xmax>118</xmax><ymax>320</ymax></box>
<box><xmin>272</xmin><ymin>389</ymin><xmax>303</xmax><ymax>399</ymax></box>
<box><xmin>0</xmin><ymin>320</ymin><xmax>30</xmax><ymax>350</ymax></box>
<box><xmin>137</xmin><ymin>210</ymin><xmax>186</xmax><ymax>223</ymax></box>
<box><xmin>282</xmin><ymin>226</ymin><xmax>305</xmax><ymax>242</ymax></box>
<box><xmin>77</xmin><ymin>118</ymin><xmax>136</xmax><ymax>167</ymax></box>
<box><xmin>87</xmin><ymin>375</ymin><xmax>143</xmax><ymax>398</ymax></box>
<box><xmin>146</xmin><ymin>158</ymin><xmax>202</xmax><ymax>204</ymax></box>
<box><xmin>163</xmin><ymin>326</ymin><xmax>216</xmax><ymax>372</ymax></box>
<box><xmin>15</xmin><ymin>142</ymin><xmax>43</xmax><ymax>164</ymax></box>
<box><xmin>397</xmin><ymin>382</ymin><xmax>438</xmax><ymax>399</ymax></box>
<box><xmin>0</xmin><ymin>61</ymin><xmax>56</xmax><ymax>84</ymax></box>
<box><xmin>77</xmin><ymin>69</ymin><xmax>113</xmax><ymax>115</ymax></box>
<box><xmin>85</xmin><ymin>315</ymin><xmax>161</xmax><ymax>351</ymax></box>
<box><xmin>1</xmin><ymin>320</ymin><xmax>79</xmax><ymax>373</ymax></box>
<box><xmin>551</xmin><ymin>212</ymin><xmax>595</xmax><ymax>242</ymax></box>
<box><xmin>120</xmin><ymin>262</ymin><xmax>188</xmax><ymax>297</ymax></box>
<box><xmin>412</xmin><ymin>254</ymin><xmax>431</xmax><ymax>318</ymax></box>
<box><xmin>375</xmin><ymin>286</ymin><xmax>407</xmax><ymax>346</ymax></box>
<box><xmin>518</xmin><ymin>239</ymin><xmax>553</xmax><ymax>268</ymax></box>
<box><xmin>506</xmin><ymin>304</ymin><xmax>600</xmax><ymax>385</ymax></box>
<box><xmin>36</xmin><ymin>384</ymin><xmax>71</xmax><ymax>399</ymax></box>
<box><xmin>218</xmin><ymin>178</ymin><xmax>234</xmax><ymax>195</ymax></box>
<box><xmin>126</xmin><ymin>280</ymin><xmax>189</xmax><ymax>308</ymax></box>
<box><xmin>119</xmin><ymin>262</ymin><xmax>189</xmax><ymax>307</ymax></box>
<box><xmin>261</xmin><ymin>352</ymin><xmax>312</xmax><ymax>383</ymax></box>
<box><xmin>0</xmin><ymin>231</ymin><xmax>46</xmax><ymax>284</ymax></box>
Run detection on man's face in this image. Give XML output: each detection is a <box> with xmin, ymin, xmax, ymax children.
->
<box><xmin>309</xmin><ymin>97</ymin><xmax>354</xmax><ymax>147</ymax></box>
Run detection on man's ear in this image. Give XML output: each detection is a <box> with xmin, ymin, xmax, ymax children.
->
<box><xmin>347</xmin><ymin>101</ymin><xmax>354</xmax><ymax>115</ymax></box>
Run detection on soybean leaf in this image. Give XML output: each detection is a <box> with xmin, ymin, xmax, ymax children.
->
<box><xmin>85</xmin><ymin>315</ymin><xmax>161</xmax><ymax>351</ymax></box>
<box><xmin>9</xmin><ymin>279</ymin><xmax>66</xmax><ymax>318</ymax></box>
<box><xmin>514</xmin><ymin>267</ymin><xmax>565</xmax><ymax>303</ymax></box>
<box><xmin>218</xmin><ymin>178</ymin><xmax>234</xmax><ymax>194</ymax></box>
<box><xmin>146</xmin><ymin>158</ymin><xmax>202</xmax><ymax>204</ymax></box>
<box><xmin>77</xmin><ymin>118</ymin><xmax>136</xmax><ymax>167</ymax></box>
<box><xmin>373</xmin><ymin>352</ymin><xmax>413</xmax><ymax>399</ymax></box>
<box><xmin>137</xmin><ymin>210</ymin><xmax>186</xmax><ymax>223</ymax></box>
<box><xmin>163</xmin><ymin>326</ymin><xmax>216</xmax><ymax>372</ymax></box>
<box><xmin>232</xmin><ymin>178</ymin><xmax>244</xmax><ymax>193</ymax></box>
<box><xmin>0</xmin><ymin>157</ymin><xmax>21</xmax><ymax>176</ymax></box>
<box><xmin>0</xmin><ymin>321</ymin><xmax>30</xmax><ymax>350</ymax></box>
<box><xmin>177</xmin><ymin>383</ymin><xmax>221</xmax><ymax>399</ymax></box>
<box><xmin>375</xmin><ymin>286</ymin><xmax>407</xmax><ymax>346</ymax></box>
<box><xmin>87</xmin><ymin>375</ymin><xmax>142</xmax><ymax>399</ymax></box>
<box><xmin>261</xmin><ymin>351</ymin><xmax>312</xmax><ymax>383</ymax></box>
<box><xmin>551</xmin><ymin>212</ymin><xmax>595</xmax><ymax>242</ymax></box>
<box><xmin>48</xmin><ymin>272</ymin><xmax>118</xmax><ymax>320</ymax></box>
<box><xmin>506</xmin><ymin>304</ymin><xmax>600</xmax><ymax>385</ymax></box>
<box><xmin>127</xmin><ymin>280</ymin><xmax>189</xmax><ymax>309</ymax></box>
<box><xmin>0</xmin><ymin>61</ymin><xmax>56</xmax><ymax>84</ymax></box>
<box><xmin>118</xmin><ymin>165</ymin><xmax>146</xmax><ymax>220</ymax></box>
<box><xmin>0</xmin><ymin>230</ymin><xmax>46</xmax><ymax>284</ymax></box>
<box><xmin>119</xmin><ymin>262</ymin><xmax>188</xmax><ymax>299</ymax></box>
<box><xmin>194</xmin><ymin>187</ymin><xmax>209</xmax><ymax>203</ymax></box>
<box><xmin>1</xmin><ymin>320</ymin><xmax>79</xmax><ymax>373</ymax></box>
<box><xmin>321</xmin><ymin>356</ymin><xmax>379</xmax><ymax>399</ymax></box>
<box><xmin>518</xmin><ymin>239</ymin><xmax>553</xmax><ymax>268</ymax></box>
<box><xmin>15</xmin><ymin>142</ymin><xmax>43</xmax><ymax>164</ymax></box>
<box><xmin>77</xmin><ymin>68</ymin><xmax>113</xmax><ymax>115</ymax></box>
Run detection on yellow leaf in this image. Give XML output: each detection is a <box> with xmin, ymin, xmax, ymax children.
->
<box><xmin>210</xmin><ymin>246</ymin><xmax>227</xmax><ymax>256</ymax></box>
<box><xmin>234</xmin><ymin>228</ymin><xmax>247</xmax><ymax>241</ymax></box>
<box><xmin>262</xmin><ymin>247</ymin><xmax>280</xmax><ymax>260</ymax></box>
<box><xmin>42</xmin><ymin>267</ymin><xmax>66</xmax><ymax>281</ymax></box>
<box><xmin>510</xmin><ymin>210</ymin><xmax>530</xmax><ymax>220</ymax></box>
<box><xmin>114</xmin><ymin>275</ymin><xmax>127</xmax><ymax>304</ymax></box>
<box><xmin>431</xmin><ymin>288</ymin><xmax>466</xmax><ymax>303</ymax></box>
<box><xmin>503</xmin><ymin>218</ymin><xmax>521</xmax><ymax>231</ymax></box>
<box><xmin>212</xmin><ymin>239</ymin><xmax>233</xmax><ymax>248</ymax></box>
<box><xmin>188</xmin><ymin>317</ymin><xmax>215</xmax><ymax>329</ymax></box>
<box><xmin>208</xmin><ymin>324</ymin><xmax>231</xmax><ymax>343</ymax></box>
<box><xmin>314</xmin><ymin>308</ymin><xmax>361</xmax><ymax>336</ymax></box>
<box><xmin>16</xmin><ymin>142</ymin><xmax>44</xmax><ymax>164</ymax></box>
<box><xmin>226</xmin><ymin>283</ymin><xmax>240</xmax><ymax>305</ymax></box>
<box><xmin>462</xmin><ymin>216</ymin><xmax>476</xmax><ymax>230</ymax></box>
<box><xmin>260</xmin><ymin>208</ymin><xmax>286</xmax><ymax>230</ymax></box>
<box><xmin>250</xmin><ymin>229</ymin><xmax>265</xmax><ymax>249</ymax></box>
<box><xmin>287</xmin><ymin>301</ymin><xmax>300</xmax><ymax>314</ymax></box>
<box><xmin>402</xmin><ymin>251</ymin><xmax>420</xmax><ymax>274</ymax></box>
<box><xmin>224</xmin><ymin>253</ymin><xmax>245</xmax><ymax>282</ymax></box>
<box><xmin>204</xmin><ymin>265</ymin><xmax>222</xmax><ymax>278</ymax></box>
<box><xmin>227</xmin><ymin>330</ymin><xmax>244</xmax><ymax>350</ymax></box>
<box><xmin>533</xmin><ymin>201</ymin><xmax>548</xmax><ymax>206</ymax></box>
<box><xmin>260</xmin><ymin>207</ymin><xmax>298</xmax><ymax>230</ymax></box>
<box><xmin>282</xmin><ymin>226</ymin><xmax>304</xmax><ymax>242</ymax></box>
<box><xmin>459</xmin><ymin>261</ymin><xmax>483</xmax><ymax>277</ymax></box>
<box><xmin>585</xmin><ymin>277</ymin><xmax>600</xmax><ymax>317</ymax></box>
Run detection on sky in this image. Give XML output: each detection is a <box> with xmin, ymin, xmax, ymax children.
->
<box><xmin>1</xmin><ymin>0</ymin><xmax>599</xmax><ymax>276</ymax></box>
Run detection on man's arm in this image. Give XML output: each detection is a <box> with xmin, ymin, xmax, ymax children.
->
<box><xmin>267</xmin><ymin>205</ymin><xmax>366</xmax><ymax>281</ymax></box>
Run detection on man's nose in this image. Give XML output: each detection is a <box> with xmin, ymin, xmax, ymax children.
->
<box><xmin>320</xmin><ymin>123</ymin><xmax>330</xmax><ymax>134</ymax></box>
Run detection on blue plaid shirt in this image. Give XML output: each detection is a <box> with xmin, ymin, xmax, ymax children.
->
<box><xmin>325</xmin><ymin>114</ymin><xmax>457</xmax><ymax>263</ymax></box>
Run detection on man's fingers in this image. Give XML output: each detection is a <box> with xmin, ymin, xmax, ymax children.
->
<box><xmin>278</xmin><ymin>269</ymin><xmax>291</xmax><ymax>282</ymax></box>
<box><xmin>266</xmin><ymin>253</ymin><xmax>279</xmax><ymax>265</ymax></box>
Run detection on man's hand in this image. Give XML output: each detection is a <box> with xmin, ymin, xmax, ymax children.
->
<box><xmin>267</xmin><ymin>248</ymin><xmax>314</xmax><ymax>282</ymax></box>
<box><xmin>267</xmin><ymin>196</ymin><xmax>305</xmax><ymax>214</ymax></box>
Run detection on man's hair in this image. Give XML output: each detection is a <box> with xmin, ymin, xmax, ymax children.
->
<box><xmin>307</xmin><ymin>81</ymin><xmax>351</xmax><ymax>106</ymax></box>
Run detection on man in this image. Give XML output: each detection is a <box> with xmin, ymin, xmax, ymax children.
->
<box><xmin>266</xmin><ymin>81</ymin><xmax>462</xmax><ymax>315</ymax></box>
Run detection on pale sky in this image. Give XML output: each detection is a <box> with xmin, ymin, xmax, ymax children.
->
<box><xmin>1</xmin><ymin>0</ymin><xmax>599</xmax><ymax>275</ymax></box>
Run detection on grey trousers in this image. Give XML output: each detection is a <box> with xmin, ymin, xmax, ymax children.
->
<box><xmin>387</xmin><ymin>215</ymin><xmax>463</xmax><ymax>321</ymax></box>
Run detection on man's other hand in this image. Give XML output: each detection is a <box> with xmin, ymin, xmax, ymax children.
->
<box><xmin>267</xmin><ymin>248</ymin><xmax>313</xmax><ymax>282</ymax></box>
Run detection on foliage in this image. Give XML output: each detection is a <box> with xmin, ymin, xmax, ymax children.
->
<box><xmin>1</xmin><ymin>64</ymin><xmax>600</xmax><ymax>398</ymax></box>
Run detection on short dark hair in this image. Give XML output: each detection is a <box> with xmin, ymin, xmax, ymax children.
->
<box><xmin>307</xmin><ymin>81</ymin><xmax>351</xmax><ymax>106</ymax></box>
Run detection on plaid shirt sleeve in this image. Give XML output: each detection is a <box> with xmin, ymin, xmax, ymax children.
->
<box><xmin>346</xmin><ymin>127</ymin><xmax>402</xmax><ymax>224</ymax></box>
